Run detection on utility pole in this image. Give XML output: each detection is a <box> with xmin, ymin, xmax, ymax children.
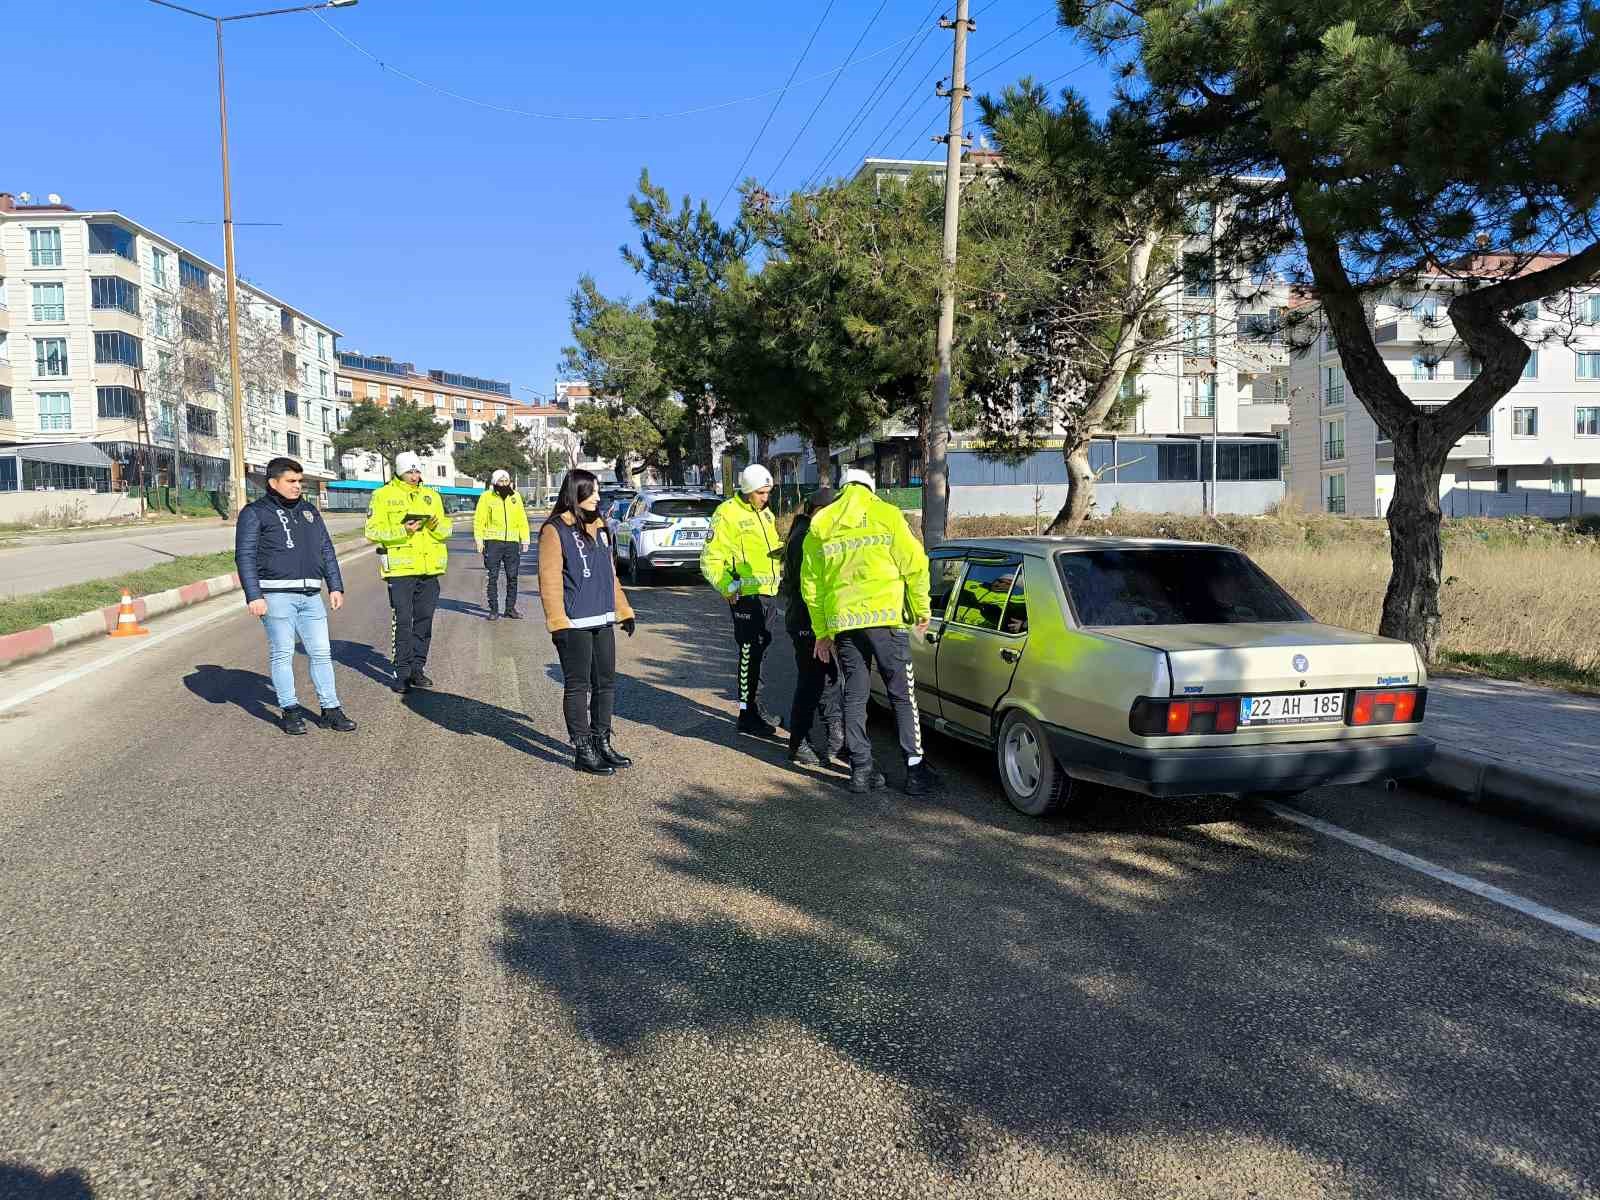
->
<box><xmin>923</xmin><ymin>0</ymin><xmax>972</xmax><ymax>548</ymax></box>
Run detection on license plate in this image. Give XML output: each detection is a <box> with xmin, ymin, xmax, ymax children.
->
<box><xmin>674</xmin><ymin>529</ymin><xmax>707</xmax><ymax>544</ymax></box>
<box><xmin>1239</xmin><ymin>692</ymin><xmax>1344</xmax><ymax>727</ymax></box>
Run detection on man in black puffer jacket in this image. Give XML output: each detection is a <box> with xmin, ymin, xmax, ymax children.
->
<box><xmin>781</xmin><ymin>487</ymin><xmax>844</xmax><ymax>768</ymax></box>
<box><xmin>235</xmin><ymin>456</ymin><xmax>356</xmax><ymax>735</ymax></box>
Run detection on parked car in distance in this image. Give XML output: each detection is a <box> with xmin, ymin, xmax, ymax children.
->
<box><xmin>602</xmin><ymin>498</ymin><xmax>631</xmax><ymax>554</ymax></box>
<box><xmin>872</xmin><ymin>537</ymin><xmax>1434</xmax><ymax>817</ymax></box>
<box><xmin>615</xmin><ymin>490</ymin><xmax>722</xmax><ymax>584</ymax></box>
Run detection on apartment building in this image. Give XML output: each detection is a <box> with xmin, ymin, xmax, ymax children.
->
<box><xmin>0</xmin><ymin>190</ymin><xmax>340</xmax><ymax>496</ymax></box>
<box><xmin>335</xmin><ymin>352</ymin><xmax>535</xmax><ymax>486</ymax></box>
<box><xmin>1288</xmin><ymin>260</ymin><xmax>1600</xmax><ymax>518</ymax></box>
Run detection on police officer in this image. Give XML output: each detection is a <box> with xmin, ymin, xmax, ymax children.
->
<box><xmin>235</xmin><ymin>456</ymin><xmax>356</xmax><ymax>735</ymax></box>
<box><xmin>800</xmin><ymin>469</ymin><xmax>936</xmax><ymax>796</ymax></box>
<box><xmin>365</xmin><ymin>451</ymin><xmax>452</xmax><ymax>694</ymax></box>
<box><xmin>474</xmin><ymin>468</ymin><xmax>530</xmax><ymax>621</ymax></box>
<box><xmin>700</xmin><ymin>464</ymin><xmax>783</xmax><ymax>736</ymax></box>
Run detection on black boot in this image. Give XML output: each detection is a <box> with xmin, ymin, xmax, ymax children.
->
<box><xmin>574</xmin><ymin>736</ymin><xmax>616</xmax><ymax>776</ymax></box>
<box><xmin>410</xmin><ymin>671</ymin><xmax>434</xmax><ymax>689</ymax></box>
<box><xmin>597</xmin><ymin>732</ymin><xmax>632</xmax><ymax>769</ymax></box>
<box><xmin>826</xmin><ymin>720</ymin><xmax>846</xmax><ymax>766</ymax></box>
<box><xmin>850</xmin><ymin>764</ymin><xmax>887</xmax><ymax>794</ymax></box>
<box><xmin>905</xmin><ymin>761</ymin><xmax>940</xmax><ymax>796</ymax></box>
<box><xmin>738</xmin><ymin>711</ymin><xmax>779</xmax><ymax>738</ymax></box>
<box><xmin>318</xmin><ymin>706</ymin><xmax>357</xmax><ymax>733</ymax></box>
<box><xmin>789</xmin><ymin>740</ymin><xmax>822</xmax><ymax>767</ymax></box>
<box><xmin>280</xmin><ymin>705</ymin><xmax>309</xmax><ymax>736</ymax></box>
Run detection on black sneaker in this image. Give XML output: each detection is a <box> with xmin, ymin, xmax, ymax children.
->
<box><xmin>281</xmin><ymin>706</ymin><xmax>309</xmax><ymax>736</ymax></box>
<box><xmin>486</xmin><ymin>611</ymin><xmax>499</xmax><ymax>622</ymax></box>
<box><xmin>850</xmin><ymin>766</ymin><xmax>887</xmax><ymax>794</ymax></box>
<box><xmin>905</xmin><ymin>762</ymin><xmax>939</xmax><ymax>796</ymax></box>
<box><xmin>391</xmin><ymin>677</ymin><xmax>411</xmax><ymax>695</ymax></box>
<box><xmin>737</xmin><ymin>713</ymin><xmax>780</xmax><ymax>738</ymax></box>
<box><xmin>319</xmin><ymin>707</ymin><xmax>357</xmax><ymax>733</ymax></box>
<box><xmin>409</xmin><ymin>672</ymin><xmax>434</xmax><ymax>689</ymax></box>
<box><xmin>504</xmin><ymin>609</ymin><xmax>523</xmax><ymax>620</ymax></box>
<box><xmin>789</xmin><ymin>741</ymin><xmax>822</xmax><ymax>767</ymax></box>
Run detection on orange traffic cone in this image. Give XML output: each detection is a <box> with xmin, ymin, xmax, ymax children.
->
<box><xmin>108</xmin><ymin>588</ymin><xmax>150</xmax><ymax>638</ymax></box>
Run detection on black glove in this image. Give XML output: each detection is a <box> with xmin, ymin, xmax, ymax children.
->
<box><xmin>620</xmin><ymin>618</ymin><xmax>636</xmax><ymax>637</ymax></box>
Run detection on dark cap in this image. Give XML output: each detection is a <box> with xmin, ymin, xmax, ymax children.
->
<box><xmin>805</xmin><ymin>486</ymin><xmax>837</xmax><ymax>513</ymax></box>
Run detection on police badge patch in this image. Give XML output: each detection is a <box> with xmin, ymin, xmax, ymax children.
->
<box><xmin>303</xmin><ymin>510</ymin><xmax>315</xmax><ymax>523</ymax></box>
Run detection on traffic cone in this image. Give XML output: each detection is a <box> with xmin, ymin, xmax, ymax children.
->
<box><xmin>108</xmin><ymin>588</ymin><xmax>150</xmax><ymax>638</ymax></box>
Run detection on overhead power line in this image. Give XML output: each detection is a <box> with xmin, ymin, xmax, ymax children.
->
<box><xmin>309</xmin><ymin>5</ymin><xmax>920</xmax><ymax>125</ymax></box>
<box><xmin>900</xmin><ymin>26</ymin><xmax>1069</xmax><ymax>158</ymax></box>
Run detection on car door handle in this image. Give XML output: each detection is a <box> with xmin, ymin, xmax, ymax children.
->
<box><xmin>1000</xmin><ymin>648</ymin><xmax>1020</xmax><ymax>663</ymax></box>
<box><xmin>925</xmin><ymin>631</ymin><xmax>940</xmax><ymax>644</ymax></box>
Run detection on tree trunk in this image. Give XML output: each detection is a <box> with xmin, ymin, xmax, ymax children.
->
<box><xmin>1045</xmin><ymin>435</ymin><xmax>1095</xmax><ymax>534</ymax></box>
<box><xmin>1380</xmin><ymin>429</ymin><xmax>1451</xmax><ymax>663</ymax></box>
<box><xmin>665</xmin><ymin>442</ymin><xmax>685</xmax><ymax>487</ymax></box>
<box><xmin>755</xmin><ymin>434</ymin><xmax>772</xmax><ymax>466</ymax></box>
<box><xmin>810</xmin><ymin>434</ymin><xmax>832</xmax><ymax>488</ymax></box>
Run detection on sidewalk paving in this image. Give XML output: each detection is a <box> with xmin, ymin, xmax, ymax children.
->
<box><xmin>0</xmin><ymin>514</ymin><xmax>366</xmax><ymax>599</ymax></box>
<box><xmin>1422</xmin><ymin>675</ymin><xmax>1600</xmax><ymax>836</ymax></box>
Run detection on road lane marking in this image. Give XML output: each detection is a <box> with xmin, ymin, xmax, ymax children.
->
<box><xmin>1267</xmin><ymin>803</ymin><xmax>1600</xmax><ymax>946</ymax></box>
<box><xmin>457</xmin><ymin>821</ymin><xmax>514</xmax><ymax>1197</ymax></box>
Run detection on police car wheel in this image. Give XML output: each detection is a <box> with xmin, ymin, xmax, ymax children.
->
<box><xmin>996</xmin><ymin>710</ymin><xmax>1070</xmax><ymax>817</ymax></box>
<box><xmin>628</xmin><ymin>548</ymin><xmax>652</xmax><ymax>586</ymax></box>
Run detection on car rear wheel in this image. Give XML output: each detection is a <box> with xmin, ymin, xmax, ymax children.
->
<box><xmin>626</xmin><ymin>547</ymin><xmax>652</xmax><ymax>586</ymax></box>
<box><xmin>996</xmin><ymin>710</ymin><xmax>1070</xmax><ymax>817</ymax></box>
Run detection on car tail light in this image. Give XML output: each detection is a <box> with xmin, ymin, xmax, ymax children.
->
<box><xmin>1349</xmin><ymin>688</ymin><xmax>1425</xmax><ymax>726</ymax></box>
<box><xmin>1131</xmin><ymin>697</ymin><xmax>1239</xmax><ymax>737</ymax></box>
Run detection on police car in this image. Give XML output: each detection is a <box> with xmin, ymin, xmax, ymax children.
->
<box><xmin>615</xmin><ymin>489</ymin><xmax>723</xmax><ymax>584</ymax></box>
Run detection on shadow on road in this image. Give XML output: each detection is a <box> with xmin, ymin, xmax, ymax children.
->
<box><xmin>330</xmin><ymin>639</ymin><xmax>392</xmax><ymax>686</ymax></box>
<box><xmin>181</xmin><ymin>664</ymin><xmax>277</xmax><ymax>725</ymax></box>
<box><xmin>495</xmin><ymin>769</ymin><xmax>1600</xmax><ymax>1193</ymax></box>
<box><xmin>401</xmin><ymin>688</ymin><xmax>571</xmax><ymax>766</ymax></box>
<box><xmin>0</xmin><ymin>1162</ymin><xmax>94</xmax><ymax>1199</ymax></box>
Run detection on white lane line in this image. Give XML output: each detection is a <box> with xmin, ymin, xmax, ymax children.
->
<box><xmin>1267</xmin><ymin>803</ymin><xmax>1600</xmax><ymax>947</ymax></box>
<box><xmin>0</xmin><ymin>599</ymin><xmax>246</xmax><ymax>716</ymax></box>
<box><xmin>456</xmin><ymin>821</ymin><xmax>514</xmax><ymax>1197</ymax></box>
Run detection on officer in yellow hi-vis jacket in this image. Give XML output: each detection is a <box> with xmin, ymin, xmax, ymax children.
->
<box><xmin>365</xmin><ymin>451</ymin><xmax>452</xmax><ymax>694</ymax></box>
<box><xmin>801</xmin><ymin>468</ymin><xmax>934</xmax><ymax>796</ymax></box>
<box><xmin>700</xmin><ymin>464</ymin><xmax>783</xmax><ymax>736</ymax></box>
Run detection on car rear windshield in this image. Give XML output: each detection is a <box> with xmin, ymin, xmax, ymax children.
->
<box><xmin>649</xmin><ymin>499</ymin><xmax>719</xmax><ymax>518</ymax></box>
<box><xmin>1057</xmin><ymin>547</ymin><xmax>1308</xmax><ymax>626</ymax></box>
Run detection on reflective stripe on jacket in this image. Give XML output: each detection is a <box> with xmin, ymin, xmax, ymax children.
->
<box><xmin>473</xmin><ymin>489</ymin><xmax>530</xmax><ymax>543</ymax></box>
<box><xmin>364</xmin><ymin>479</ymin><xmax>452</xmax><ymax>578</ymax></box>
<box><xmin>799</xmin><ymin>484</ymin><xmax>930</xmax><ymax>638</ymax></box>
<box><xmin>700</xmin><ymin>494</ymin><xmax>782</xmax><ymax>597</ymax></box>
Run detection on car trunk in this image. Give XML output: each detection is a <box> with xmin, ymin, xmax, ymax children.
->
<box><xmin>1095</xmin><ymin>622</ymin><xmax>1419</xmax><ymax>697</ymax></box>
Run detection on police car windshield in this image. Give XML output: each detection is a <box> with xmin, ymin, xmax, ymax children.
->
<box><xmin>1058</xmin><ymin>547</ymin><xmax>1308</xmax><ymax>626</ymax></box>
<box><xmin>649</xmin><ymin>499</ymin><xmax>719</xmax><ymax>518</ymax></box>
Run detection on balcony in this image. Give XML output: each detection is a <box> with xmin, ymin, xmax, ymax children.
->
<box><xmin>1323</xmin><ymin>441</ymin><xmax>1345</xmax><ymax>462</ymax></box>
<box><xmin>1374</xmin><ymin>313</ymin><xmax>1452</xmax><ymax>344</ymax></box>
<box><xmin>1376</xmin><ymin>433</ymin><xmax>1491</xmax><ymax>464</ymax></box>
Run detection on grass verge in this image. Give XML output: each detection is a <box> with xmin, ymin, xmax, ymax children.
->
<box><xmin>0</xmin><ymin>551</ymin><xmax>240</xmax><ymax>637</ymax></box>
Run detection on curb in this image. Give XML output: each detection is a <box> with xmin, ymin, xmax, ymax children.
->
<box><xmin>0</xmin><ymin>543</ymin><xmax>372</xmax><ymax>670</ymax></box>
<box><xmin>1418</xmin><ymin>747</ymin><xmax>1600</xmax><ymax>841</ymax></box>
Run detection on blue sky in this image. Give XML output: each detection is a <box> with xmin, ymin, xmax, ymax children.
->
<box><xmin>12</xmin><ymin>1</ymin><xmax>1112</xmax><ymax>398</ymax></box>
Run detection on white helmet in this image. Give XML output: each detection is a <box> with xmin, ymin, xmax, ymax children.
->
<box><xmin>843</xmin><ymin>468</ymin><xmax>876</xmax><ymax>492</ymax></box>
<box><xmin>738</xmin><ymin>463</ymin><xmax>775</xmax><ymax>494</ymax></box>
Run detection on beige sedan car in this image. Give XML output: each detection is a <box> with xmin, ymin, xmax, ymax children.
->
<box><xmin>873</xmin><ymin>536</ymin><xmax>1434</xmax><ymax>816</ymax></box>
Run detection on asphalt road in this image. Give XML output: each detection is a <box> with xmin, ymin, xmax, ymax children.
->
<box><xmin>2</xmin><ymin>535</ymin><xmax>1597</xmax><ymax>1199</ymax></box>
<box><xmin>0</xmin><ymin>515</ymin><xmax>367</xmax><ymax>598</ymax></box>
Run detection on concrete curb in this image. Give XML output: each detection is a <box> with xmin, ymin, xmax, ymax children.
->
<box><xmin>1417</xmin><ymin>747</ymin><xmax>1600</xmax><ymax>841</ymax></box>
<box><xmin>0</xmin><ymin>544</ymin><xmax>372</xmax><ymax>670</ymax></box>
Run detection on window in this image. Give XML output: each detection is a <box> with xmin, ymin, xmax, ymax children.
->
<box><xmin>1552</xmin><ymin>466</ymin><xmax>1574</xmax><ymax>495</ymax></box>
<box><xmin>1325</xmin><ymin>473</ymin><xmax>1346</xmax><ymax>514</ymax></box>
<box><xmin>187</xmin><ymin>406</ymin><xmax>218</xmax><ymax>437</ymax></box>
<box><xmin>97</xmin><ymin>386</ymin><xmax>141</xmax><ymax>419</ymax></box>
<box><xmin>1523</xmin><ymin>351</ymin><xmax>1539</xmax><ymax>379</ymax></box>
<box><xmin>1412</xmin><ymin>355</ymin><xmax>1439</xmax><ymax>381</ymax></box>
<box><xmin>928</xmin><ymin>556</ymin><xmax>964</xmax><ymax>619</ymax></box>
<box><xmin>29</xmin><ymin>228</ymin><xmax>63</xmax><ymax>267</ymax></box>
<box><xmin>1578</xmin><ymin>353</ymin><xmax>1600</xmax><ymax>380</ymax></box>
<box><xmin>1001</xmin><ymin>569</ymin><xmax>1029</xmax><ymax>635</ymax></box>
<box><xmin>390</xmin><ymin>387</ymin><xmax>406</xmax><ymax>404</ymax></box>
<box><xmin>319</xmin><ymin>369</ymin><xmax>329</xmax><ymax>398</ymax></box>
<box><xmin>1323</xmin><ymin>418</ymin><xmax>1345</xmax><ymax>462</ymax></box>
<box><xmin>322</xmin><ymin>407</ymin><xmax>332</xmax><ymax>433</ymax></box>
<box><xmin>1272</xmin><ymin>374</ymin><xmax>1289</xmax><ymax>402</ymax></box>
<box><xmin>38</xmin><ymin>391</ymin><xmax>72</xmax><ymax>432</ymax></box>
<box><xmin>1183</xmin><ymin>253</ymin><xmax>1214</xmax><ymax>297</ymax></box>
<box><xmin>286</xmin><ymin>431</ymin><xmax>300</xmax><ymax>456</ymax></box>
<box><xmin>1184</xmin><ymin>313</ymin><xmax>1215</xmax><ymax>357</ymax></box>
<box><xmin>300</xmin><ymin>362</ymin><xmax>311</xmax><ymax>388</ymax></box>
<box><xmin>1460</xmin><ymin>356</ymin><xmax>1482</xmax><ymax>379</ymax></box>
<box><xmin>1496</xmin><ymin>468</ymin><xmax>1511</xmax><ymax>493</ymax></box>
<box><xmin>1577</xmin><ymin>407</ymin><xmax>1600</xmax><ymax>437</ymax></box>
<box><xmin>0</xmin><ymin>452</ymin><xmax>14</xmax><ymax>490</ymax></box>
<box><xmin>151</xmin><ymin>248</ymin><xmax>170</xmax><ymax>288</ymax></box>
<box><xmin>1513</xmin><ymin>407</ymin><xmax>1538</xmax><ymax>437</ymax></box>
<box><xmin>31</xmin><ymin>282</ymin><xmax>65</xmax><ymax>321</ymax></box>
<box><xmin>1183</xmin><ymin>199</ymin><xmax>1213</xmax><ymax>236</ymax></box>
<box><xmin>1215</xmin><ymin>441</ymin><xmax>1281</xmax><ymax>481</ymax></box>
<box><xmin>1184</xmin><ymin>375</ymin><xmax>1216</xmax><ymax>418</ymax></box>
<box><xmin>324</xmin><ymin>445</ymin><xmax>335</xmax><ymax>471</ymax></box>
<box><xmin>271</xmin><ymin>430</ymin><xmax>280</xmax><ymax>452</ymax></box>
<box><xmin>1324</xmin><ymin>365</ymin><xmax>1344</xmax><ymax>406</ymax></box>
<box><xmin>365</xmin><ymin>381</ymin><xmax>378</xmax><ymax>399</ymax></box>
<box><xmin>92</xmin><ymin>276</ymin><xmax>142</xmax><ymax>315</ymax></box>
<box><xmin>182</xmin><ymin>304</ymin><xmax>210</xmax><ymax>341</ymax></box>
<box><xmin>88</xmin><ymin>224</ymin><xmax>136</xmax><ymax>260</ymax></box>
<box><xmin>1241</xmin><ymin>312</ymin><xmax>1281</xmax><ymax>343</ymax></box>
<box><xmin>454</xmin><ymin>396</ymin><xmax>467</xmax><ymax>413</ymax></box>
<box><xmin>437</xmin><ymin>465</ymin><xmax>448</xmax><ymax>478</ymax></box>
<box><xmin>153</xmin><ymin>299</ymin><xmax>174</xmax><ymax>339</ymax></box>
<box><xmin>1324</xmin><ymin>327</ymin><xmax>1338</xmax><ymax>353</ymax></box>
<box><xmin>1414</xmin><ymin>295</ymin><xmax>1443</xmax><ymax>321</ymax></box>
<box><xmin>317</xmin><ymin>331</ymin><xmax>327</xmax><ymax>360</ymax></box>
<box><xmin>1058</xmin><ymin>547</ymin><xmax>1306</xmax><ymax>627</ymax></box>
<box><xmin>1468</xmin><ymin>410</ymin><xmax>1492</xmax><ymax>436</ymax></box>
<box><xmin>284</xmin><ymin>391</ymin><xmax>299</xmax><ymax>417</ymax></box>
<box><xmin>1582</xmin><ymin>295</ymin><xmax>1600</xmax><ymax>324</ymax></box>
<box><xmin>951</xmin><ymin>561</ymin><xmax>1019</xmax><ymax>631</ymax></box>
<box><xmin>452</xmin><ymin>418</ymin><xmax>470</xmax><ymax>433</ymax></box>
<box><xmin>0</xmin><ymin>386</ymin><xmax>10</xmax><ymax>420</ymax></box>
<box><xmin>94</xmin><ymin>331</ymin><xmax>144</xmax><ymax>368</ymax></box>
<box><xmin>1158</xmin><ymin>441</ymin><xmax>1200</xmax><ymax>481</ymax></box>
<box><xmin>35</xmin><ymin>337</ymin><xmax>69</xmax><ymax>377</ymax></box>
<box><xmin>179</xmin><ymin>257</ymin><xmax>209</xmax><ymax>289</ymax></box>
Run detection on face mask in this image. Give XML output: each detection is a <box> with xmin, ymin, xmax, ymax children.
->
<box><xmin>495</xmin><ymin>484</ymin><xmax>513</xmax><ymax>497</ymax></box>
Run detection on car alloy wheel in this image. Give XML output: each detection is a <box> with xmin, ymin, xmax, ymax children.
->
<box><xmin>996</xmin><ymin>709</ymin><xmax>1070</xmax><ymax>817</ymax></box>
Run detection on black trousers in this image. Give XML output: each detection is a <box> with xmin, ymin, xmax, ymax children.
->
<box><xmin>483</xmin><ymin>540</ymin><xmax>521</xmax><ymax>614</ymax></box>
<box><xmin>789</xmin><ymin>631</ymin><xmax>842</xmax><ymax>751</ymax></box>
<box><xmin>730</xmin><ymin>595</ymin><xmax>777</xmax><ymax>717</ymax></box>
<box><xmin>388</xmin><ymin>575</ymin><xmax>441</xmax><ymax>682</ymax></box>
<box><xmin>554</xmin><ymin>625</ymin><xmax>617</xmax><ymax>742</ymax></box>
<box><xmin>835</xmin><ymin>626</ymin><xmax>924</xmax><ymax>770</ymax></box>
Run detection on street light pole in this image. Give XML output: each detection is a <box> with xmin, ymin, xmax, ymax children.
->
<box><xmin>148</xmin><ymin>0</ymin><xmax>359</xmax><ymax>520</ymax></box>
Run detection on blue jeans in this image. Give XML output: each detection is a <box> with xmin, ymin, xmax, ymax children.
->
<box><xmin>262</xmin><ymin>591</ymin><xmax>339</xmax><ymax>710</ymax></box>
